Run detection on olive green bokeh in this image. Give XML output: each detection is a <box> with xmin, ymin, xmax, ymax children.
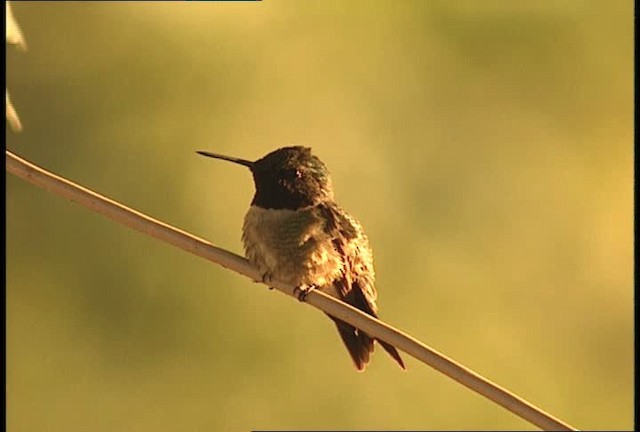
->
<box><xmin>6</xmin><ymin>1</ymin><xmax>633</xmax><ymax>431</ymax></box>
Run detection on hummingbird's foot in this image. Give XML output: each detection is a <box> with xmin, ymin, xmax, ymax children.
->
<box><xmin>260</xmin><ymin>271</ymin><xmax>275</xmax><ymax>289</ymax></box>
<box><xmin>294</xmin><ymin>284</ymin><xmax>316</xmax><ymax>302</ymax></box>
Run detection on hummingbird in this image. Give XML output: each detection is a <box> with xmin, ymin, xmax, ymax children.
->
<box><xmin>197</xmin><ymin>146</ymin><xmax>405</xmax><ymax>371</ymax></box>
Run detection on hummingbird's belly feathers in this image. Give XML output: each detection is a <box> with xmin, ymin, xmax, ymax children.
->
<box><xmin>242</xmin><ymin>205</ymin><xmax>349</xmax><ymax>288</ymax></box>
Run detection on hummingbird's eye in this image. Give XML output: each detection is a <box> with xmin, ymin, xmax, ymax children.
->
<box><xmin>283</xmin><ymin>168</ymin><xmax>301</xmax><ymax>180</ymax></box>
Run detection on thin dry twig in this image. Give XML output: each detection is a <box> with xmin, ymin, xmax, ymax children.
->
<box><xmin>6</xmin><ymin>1</ymin><xmax>27</xmax><ymax>50</ymax></box>
<box><xmin>6</xmin><ymin>90</ymin><xmax>22</xmax><ymax>132</ymax></box>
<box><xmin>6</xmin><ymin>1</ymin><xmax>27</xmax><ymax>132</ymax></box>
<box><xmin>5</xmin><ymin>149</ymin><xmax>577</xmax><ymax>432</ymax></box>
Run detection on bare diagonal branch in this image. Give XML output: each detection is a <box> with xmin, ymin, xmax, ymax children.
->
<box><xmin>5</xmin><ymin>149</ymin><xmax>577</xmax><ymax>432</ymax></box>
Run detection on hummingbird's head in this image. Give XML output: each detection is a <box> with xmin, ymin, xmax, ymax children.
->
<box><xmin>197</xmin><ymin>146</ymin><xmax>334</xmax><ymax>210</ymax></box>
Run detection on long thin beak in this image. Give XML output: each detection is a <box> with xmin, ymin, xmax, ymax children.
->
<box><xmin>196</xmin><ymin>151</ymin><xmax>254</xmax><ymax>169</ymax></box>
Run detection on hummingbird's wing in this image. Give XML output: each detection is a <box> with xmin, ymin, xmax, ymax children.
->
<box><xmin>316</xmin><ymin>203</ymin><xmax>405</xmax><ymax>371</ymax></box>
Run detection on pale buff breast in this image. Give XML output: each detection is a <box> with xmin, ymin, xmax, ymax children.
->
<box><xmin>242</xmin><ymin>206</ymin><xmax>345</xmax><ymax>288</ymax></box>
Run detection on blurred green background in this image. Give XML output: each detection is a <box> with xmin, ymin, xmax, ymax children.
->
<box><xmin>6</xmin><ymin>1</ymin><xmax>633</xmax><ymax>431</ymax></box>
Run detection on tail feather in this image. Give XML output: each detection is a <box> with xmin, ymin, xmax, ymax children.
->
<box><xmin>330</xmin><ymin>316</ymin><xmax>405</xmax><ymax>371</ymax></box>
<box><xmin>328</xmin><ymin>281</ymin><xmax>405</xmax><ymax>371</ymax></box>
<box><xmin>377</xmin><ymin>339</ymin><xmax>406</xmax><ymax>370</ymax></box>
<box><xmin>333</xmin><ymin>319</ymin><xmax>374</xmax><ymax>371</ymax></box>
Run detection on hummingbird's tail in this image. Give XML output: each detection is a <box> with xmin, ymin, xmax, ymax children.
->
<box><xmin>331</xmin><ymin>319</ymin><xmax>405</xmax><ymax>371</ymax></box>
<box><xmin>333</xmin><ymin>319</ymin><xmax>374</xmax><ymax>371</ymax></box>
<box><xmin>376</xmin><ymin>338</ymin><xmax>406</xmax><ymax>370</ymax></box>
<box><xmin>328</xmin><ymin>285</ymin><xmax>405</xmax><ymax>371</ymax></box>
